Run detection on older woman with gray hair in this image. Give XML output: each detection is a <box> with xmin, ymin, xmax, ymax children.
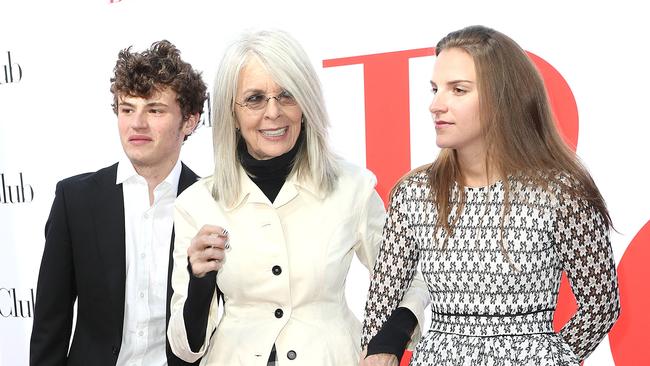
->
<box><xmin>167</xmin><ymin>29</ymin><xmax>428</xmax><ymax>366</ymax></box>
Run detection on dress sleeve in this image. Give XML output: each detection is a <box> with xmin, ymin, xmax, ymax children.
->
<box><xmin>360</xmin><ymin>182</ymin><xmax>424</xmax><ymax>349</ymax></box>
<box><xmin>167</xmin><ymin>198</ymin><xmax>221</xmax><ymax>363</ymax></box>
<box><xmin>553</xmin><ymin>187</ymin><xmax>620</xmax><ymax>360</ymax></box>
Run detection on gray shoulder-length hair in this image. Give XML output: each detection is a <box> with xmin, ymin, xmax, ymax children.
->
<box><xmin>211</xmin><ymin>29</ymin><xmax>339</xmax><ymax>206</ymax></box>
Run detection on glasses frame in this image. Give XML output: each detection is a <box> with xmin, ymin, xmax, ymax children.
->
<box><xmin>235</xmin><ymin>91</ymin><xmax>298</xmax><ymax>111</ymax></box>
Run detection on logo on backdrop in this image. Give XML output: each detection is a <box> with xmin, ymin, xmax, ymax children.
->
<box><xmin>0</xmin><ymin>287</ymin><xmax>35</xmax><ymax>318</ymax></box>
<box><xmin>1</xmin><ymin>172</ymin><xmax>34</xmax><ymax>204</ymax></box>
<box><xmin>1</xmin><ymin>51</ymin><xmax>22</xmax><ymax>85</ymax></box>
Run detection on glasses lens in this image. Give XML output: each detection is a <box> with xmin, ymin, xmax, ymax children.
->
<box><xmin>278</xmin><ymin>91</ymin><xmax>297</xmax><ymax>106</ymax></box>
<box><xmin>247</xmin><ymin>99</ymin><xmax>265</xmax><ymax>110</ymax></box>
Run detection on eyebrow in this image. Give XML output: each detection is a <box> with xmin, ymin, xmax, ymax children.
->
<box><xmin>430</xmin><ymin>79</ymin><xmax>475</xmax><ymax>86</ymax></box>
<box><xmin>145</xmin><ymin>102</ymin><xmax>169</xmax><ymax>107</ymax></box>
<box><xmin>119</xmin><ymin>101</ymin><xmax>169</xmax><ymax>108</ymax></box>
<box><xmin>240</xmin><ymin>87</ymin><xmax>286</xmax><ymax>95</ymax></box>
<box><xmin>241</xmin><ymin>88</ymin><xmax>266</xmax><ymax>95</ymax></box>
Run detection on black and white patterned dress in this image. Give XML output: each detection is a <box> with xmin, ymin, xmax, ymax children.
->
<box><xmin>361</xmin><ymin>171</ymin><xmax>620</xmax><ymax>365</ymax></box>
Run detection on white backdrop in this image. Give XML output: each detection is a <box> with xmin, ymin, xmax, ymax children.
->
<box><xmin>1</xmin><ymin>1</ymin><xmax>649</xmax><ymax>365</ymax></box>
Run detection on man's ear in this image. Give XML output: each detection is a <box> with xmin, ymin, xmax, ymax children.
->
<box><xmin>183</xmin><ymin>113</ymin><xmax>200</xmax><ymax>136</ymax></box>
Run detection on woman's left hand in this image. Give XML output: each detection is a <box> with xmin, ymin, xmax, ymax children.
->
<box><xmin>359</xmin><ymin>349</ymin><xmax>399</xmax><ymax>366</ymax></box>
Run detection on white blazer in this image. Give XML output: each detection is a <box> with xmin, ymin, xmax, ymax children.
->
<box><xmin>168</xmin><ymin>160</ymin><xmax>428</xmax><ymax>365</ymax></box>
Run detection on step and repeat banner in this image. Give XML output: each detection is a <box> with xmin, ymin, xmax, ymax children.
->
<box><xmin>1</xmin><ymin>0</ymin><xmax>648</xmax><ymax>365</ymax></box>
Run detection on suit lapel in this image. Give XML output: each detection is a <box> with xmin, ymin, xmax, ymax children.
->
<box><xmin>91</xmin><ymin>164</ymin><xmax>127</xmax><ymax>338</ymax></box>
<box><xmin>178</xmin><ymin>163</ymin><xmax>200</xmax><ymax>194</ymax></box>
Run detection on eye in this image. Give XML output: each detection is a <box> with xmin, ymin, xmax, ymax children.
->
<box><xmin>430</xmin><ymin>87</ymin><xmax>438</xmax><ymax>95</ymax></box>
<box><xmin>244</xmin><ymin>94</ymin><xmax>265</xmax><ymax>103</ymax></box>
<box><xmin>279</xmin><ymin>90</ymin><xmax>293</xmax><ymax>98</ymax></box>
<box><xmin>453</xmin><ymin>87</ymin><xmax>467</xmax><ymax>95</ymax></box>
<box><xmin>119</xmin><ymin>107</ymin><xmax>133</xmax><ymax>114</ymax></box>
<box><xmin>149</xmin><ymin>108</ymin><xmax>163</xmax><ymax>114</ymax></box>
<box><xmin>278</xmin><ymin>90</ymin><xmax>296</xmax><ymax>105</ymax></box>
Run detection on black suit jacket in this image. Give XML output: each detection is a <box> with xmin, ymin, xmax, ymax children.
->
<box><xmin>30</xmin><ymin>162</ymin><xmax>200</xmax><ymax>366</ymax></box>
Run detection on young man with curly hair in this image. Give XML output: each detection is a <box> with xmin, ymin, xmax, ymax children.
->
<box><xmin>30</xmin><ymin>40</ymin><xmax>207</xmax><ymax>366</ymax></box>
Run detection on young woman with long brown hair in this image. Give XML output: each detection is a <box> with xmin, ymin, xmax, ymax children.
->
<box><xmin>360</xmin><ymin>25</ymin><xmax>620</xmax><ymax>366</ymax></box>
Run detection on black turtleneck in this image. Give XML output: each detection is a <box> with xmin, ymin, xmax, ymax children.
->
<box><xmin>237</xmin><ymin>132</ymin><xmax>302</xmax><ymax>203</ymax></box>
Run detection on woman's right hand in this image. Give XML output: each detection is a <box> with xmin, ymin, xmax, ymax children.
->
<box><xmin>187</xmin><ymin>224</ymin><xmax>229</xmax><ymax>278</ymax></box>
<box><xmin>359</xmin><ymin>349</ymin><xmax>399</xmax><ymax>366</ymax></box>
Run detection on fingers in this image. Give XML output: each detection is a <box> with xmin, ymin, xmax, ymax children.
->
<box><xmin>191</xmin><ymin>255</ymin><xmax>222</xmax><ymax>277</ymax></box>
<box><xmin>195</xmin><ymin>225</ymin><xmax>229</xmax><ymax>247</ymax></box>
<box><xmin>187</xmin><ymin>224</ymin><xmax>230</xmax><ymax>278</ymax></box>
<box><xmin>360</xmin><ymin>353</ymin><xmax>399</xmax><ymax>366</ymax></box>
<box><xmin>358</xmin><ymin>349</ymin><xmax>368</xmax><ymax>366</ymax></box>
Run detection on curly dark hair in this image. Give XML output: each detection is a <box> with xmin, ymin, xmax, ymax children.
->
<box><xmin>110</xmin><ymin>40</ymin><xmax>207</xmax><ymax>128</ymax></box>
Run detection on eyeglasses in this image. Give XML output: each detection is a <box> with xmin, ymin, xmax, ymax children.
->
<box><xmin>235</xmin><ymin>90</ymin><xmax>298</xmax><ymax>111</ymax></box>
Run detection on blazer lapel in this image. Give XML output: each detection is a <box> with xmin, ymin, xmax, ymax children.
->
<box><xmin>178</xmin><ymin>163</ymin><xmax>200</xmax><ymax>194</ymax></box>
<box><xmin>91</xmin><ymin>164</ymin><xmax>127</xmax><ymax>336</ymax></box>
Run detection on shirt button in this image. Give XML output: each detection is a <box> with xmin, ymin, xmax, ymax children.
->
<box><xmin>139</xmin><ymin>292</ymin><xmax>145</xmax><ymax>298</ymax></box>
<box><xmin>272</xmin><ymin>265</ymin><xmax>282</xmax><ymax>275</ymax></box>
<box><xmin>287</xmin><ymin>350</ymin><xmax>297</xmax><ymax>360</ymax></box>
<box><xmin>140</xmin><ymin>253</ymin><xmax>146</xmax><ymax>259</ymax></box>
<box><xmin>143</xmin><ymin>213</ymin><xmax>150</xmax><ymax>219</ymax></box>
<box><xmin>274</xmin><ymin>308</ymin><xmax>283</xmax><ymax>318</ymax></box>
<box><xmin>138</xmin><ymin>330</ymin><xmax>144</xmax><ymax>336</ymax></box>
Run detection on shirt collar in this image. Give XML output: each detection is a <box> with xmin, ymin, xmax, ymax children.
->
<box><xmin>116</xmin><ymin>156</ymin><xmax>182</xmax><ymax>191</ymax></box>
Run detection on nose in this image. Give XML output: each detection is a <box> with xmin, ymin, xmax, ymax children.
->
<box><xmin>132</xmin><ymin>110</ymin><xmax>148</xmax><ymax>129</ymax></box>
<box><xmin>429</xmin><ymin>93</ymin><xmax>447</xmax><ymax>115</ymax></box>
<box><xmin>263</xmin><ymin>97</ymin><xmax>282</xmax><ymax>120</ymax></box>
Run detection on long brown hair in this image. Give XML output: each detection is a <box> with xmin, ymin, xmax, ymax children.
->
<box><xmin>415</xmin><ymin>25</ymin><xmax>612</xmax><ymax>254</ymax></box>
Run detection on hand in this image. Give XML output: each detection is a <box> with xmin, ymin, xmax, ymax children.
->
<box><xmin>187</xmin><ymin>224</ymin><xmax>229</xmax><ymax>278</ymax></box>
<box><xmin>359</xmin><ymin>349</ymin><xmax>399</xmax><ymax>366</ymax></box>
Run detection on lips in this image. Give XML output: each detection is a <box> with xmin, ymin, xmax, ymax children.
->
<box><xmin>435</xmin><ymin>120</ymin><xmax>454</xmax><ymax>128</ymax></box>
<box><xmin>128</xmin><ymin>135</ymin><xmax>153</xmax><ymax>144</ymax></box>
<box><xmin>260</xmin><ymin>127</ymin><xmax>288</xmax><ymax>137</ymax></box>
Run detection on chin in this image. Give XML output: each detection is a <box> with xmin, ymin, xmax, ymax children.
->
<box><xmin>263</xmin><ymin>145</ymin><xmax>291</xmax><ymax>157</ymax></box>
<box><xmin>126</xmin><ymin>153</ymin><xmax>153</xmax><ymax>166</ymax></box>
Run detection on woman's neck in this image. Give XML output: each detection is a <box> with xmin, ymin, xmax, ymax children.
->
<box><xmin>456</xmin><ymin>148</ymin><xmax>499</xmax><ymax>187</ymax></box>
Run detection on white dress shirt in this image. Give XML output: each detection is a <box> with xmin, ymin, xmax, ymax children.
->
<box><xmin>115</xmin><ymin>158</ymin><xmax>181</xmax><ymax>366</ymax></box>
